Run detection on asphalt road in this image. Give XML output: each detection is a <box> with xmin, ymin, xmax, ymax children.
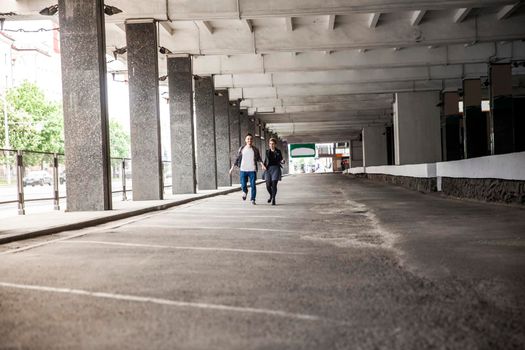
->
<box><xmin>0</xmin><ymin>174</ymin><xmax>524</xmax><ymax>349</ymax></box>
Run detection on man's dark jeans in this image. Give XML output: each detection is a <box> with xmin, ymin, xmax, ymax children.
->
<box><xmin>240</xmin><ymin>171</ymin><xmax>257</xmax><ymax>201</ymax></box>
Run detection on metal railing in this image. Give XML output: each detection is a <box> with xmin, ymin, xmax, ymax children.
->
<box><xmin>0</xmin><ymin>148</ymin><xmax>173</xmax><ymax>215</ymax></box>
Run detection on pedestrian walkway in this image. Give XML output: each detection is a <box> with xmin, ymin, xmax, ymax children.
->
<box><xmin>0</xmin><ymin>184</ymin><xmax>262</xmax><ymax>244</ymax></box>
<box><xmin>0</xmin><ymin>174</ymin><xmax>524</xmax><ymax>349</ymax></box>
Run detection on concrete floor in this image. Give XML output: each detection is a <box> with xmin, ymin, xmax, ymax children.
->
<box><xmin>0</xmin><ymin>174</ymin><xmax>524</xmax><ymax>349</ymax></box>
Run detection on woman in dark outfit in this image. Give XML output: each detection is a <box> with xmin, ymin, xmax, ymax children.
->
<box><xmin>264</xmin><ymin>138</ymin><xmax>285</xmax><ymax>205</ymax></box>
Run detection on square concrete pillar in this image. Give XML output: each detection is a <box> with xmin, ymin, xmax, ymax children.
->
<box><xmin>126</xmin><ymin>20</ymin><xmax>163</xmax><ymax>200</ymax></box>
<box><xmin>350</xmin><ymin>140</ymin><xmax>363</xmax><ymax>168</ymax></box>
<box><xmin>195</xmin><ymin>76</ymin><xmax>217</xmax><ymax>190</ymax></box>
<box><xmin>239</xmin><ymin>109</ymin><xmax>250</xmax><ymax>143</ymax></box>
<box><xmin>58</xmin><ymin>0</ymin><xmax>111</xmax><ymax>211</ymax></box>
<box><xmin>168</xmin><ymin>55</ymin><xmax>196</xmax><ymax>194</ymax></box>
<box><xmin>362</xmin><ymin>126</ymin><xmax>388</xmax><ymax>167</ymax></box>
<box><xmin>214</xmin><ymin>90</ymin><xmax>231</xmax><ymax>187</ymax></box>
<box><xmin>228</xmin><ymin>101</ymin><xmax>241</xmax><ymax>184</ymax></box>
<box><xmin>282</xmin><ymin>141</ymin><xmax>289</xmax><ymax>174</ymax></box>
<box><xmin>442</xmin><ymin>92</ymin><xmax>462</xmax><ymax>161</ymax></box>
<box><xmin>252</xmin><ymin>118</ymin><xmax>262</xmax><ymax>178</ymax></box>
<box><xmin>463</xmin><ymin>79</ymin><xmax>488</xmax><ymax>158</ymax></box>
<box><xmin>393</xmin><ymin>91</ymin><xmax>442</xmax><ymax>165</ymax></box>
<box><xmin>490</xmin><ymin>64</ymin><xmax>515</xmax><ymax>154</ymax></box>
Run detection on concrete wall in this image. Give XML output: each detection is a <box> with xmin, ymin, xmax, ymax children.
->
<box><xmin>362</xmin><ymin>126</ymin><xmax>388</xmax><ymax>167</ymax></box>
<box><xmin>436</xmin><ymin>151</ymin><xmax>525</xmax><ymax>180</ymax></box>
<box><xmin>394</xmin><ymin>91</ymin><xmax>442</xmax><ymax>165</ymax></box>
<box><xmin>351</xmin><ymin>152</ymin><xmax>525</xmax><ymax>181</ymax></box>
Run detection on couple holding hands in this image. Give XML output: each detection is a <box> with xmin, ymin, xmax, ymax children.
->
<box><xmin>229</xmin><ymin>134</ymin><xmax>285</xmax><ymax>206</ymax></box>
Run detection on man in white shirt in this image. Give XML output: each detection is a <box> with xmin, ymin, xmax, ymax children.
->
<box><xmin>229</xmin><ymin>133</ymin><xmax>265</xmax><ymax>205</ymax></box>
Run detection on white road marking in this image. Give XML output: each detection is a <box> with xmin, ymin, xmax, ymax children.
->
<box><xmin>0</xmin><ymin>205</ymin><xmax>196</xmax><ymax>256</ymax></box>
<box><xmin>60</xmin><ymin>240</ymin><xmax>306</xmax><ymax>255</ymax></box>
<box><xmin>165</xmin><ymin>214</ymin><xmax>287</xmax><ymax>218</ymax></box>
<box><xmin>0</xmin><ymin>281</ymin><xmax>321</xmax><ymax>322</ymax></box>
<box><xmin>126</xmin><ymin>225</ymin><xmax>303</xmax><ymax>234</ymax></box>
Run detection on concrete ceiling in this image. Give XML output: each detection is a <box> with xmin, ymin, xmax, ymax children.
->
<box><xmin>3</xmin><ymin>0</ymin><xmax>525</xmax><ymax>142</ymax></box>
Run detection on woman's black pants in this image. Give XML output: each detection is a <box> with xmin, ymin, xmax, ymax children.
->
<box><xmin>266</xmin><ymin>179</ymin><xmax>278</xmax><ymax>201</ymax></box>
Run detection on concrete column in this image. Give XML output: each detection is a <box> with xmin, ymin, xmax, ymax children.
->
<box><xmin>261</xmin><ymin>128</ymin><xmax>267</xmax><ymax>151</ymax></box>
<box><xmin>442</xmin><ymin>91</ymin><xmax>462</xmax><ymax>161</ymax></box>
<box><xmin>214</xmin><ymin>90</ymin><xmax>231</xmax><ymax>187</ymax></box>
<box><xmin>168</xmin><ymin>55</ymin><xmax>196</xmax><ymax>194</ymax></box>
<box><xmin>228</xmin><ymin>101</ymin><xmax>241</xmax><ymax>184</ymax></box>
<box><xmin>282</xmin><ymin>141</ymin><xmax>289</xmax><ymax>174</ymax></box>
<box><xmin>253</xmin><ymin>118</ymin><xmax>263</xmax><ymax>178</ymax></box>
<box><xmin>239</xmin><ymin>109</ymin><xmax>250</xmax><ymax>142</ymax></box>
<box><xmin>393</xmin><ymin>91</ymin><xmax>442</xmax><ymax>165</ymax></box>
<box><xmin>463</xmin><ymin>79</ymin><xmax>488</xmax><ymax>158</ymax></box>
<box><xmin>194</xmin><ymin>76</ymin><xmax>217</xmax><ymax>190</ymax></box>
<box><xmin>362</xmin><ymin>126</ymin><xmax>388</xmax><ymax>167</ymax></box>
<box><xmin>126</xmin><ymin>20</ymin><xmax>163</xmax><ymax>200</ymax></box>
<box><xmin>350</xmin><ymin>140</ymin><xmax>363</xmax><ymax>168</ymax></box>
<box><xmin>59</xmin><ymin>0</ymin><xmax>112</xmax><ymax>211</ymax></box>
<box><xmin>385</xmin><ymin>126</ymin><xmax>395</xmax><ymax>165</ymax></box>
<box><xmin>490</xmin><ymin>64</ymin><xmax>514</xmax><ymax>154</ymax></box>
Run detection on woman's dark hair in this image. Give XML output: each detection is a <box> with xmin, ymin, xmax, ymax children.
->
<box><xmin>269</xmin><ymin>138</ymin><xmax>277</xmax><ymax>144</ymax></box>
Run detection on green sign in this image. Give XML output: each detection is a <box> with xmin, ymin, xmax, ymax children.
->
<box><xmin>290</xmin><ymin>143</ymin><xmax>316</xmax><ymax>158</ymax></box>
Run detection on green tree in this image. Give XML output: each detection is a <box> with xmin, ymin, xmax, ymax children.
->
<box><xmin>109</xmin><ymin>119</ymin><xmax>130</xmax><ymax>158</ymax></box>
<box><xmin>0</xmin><ymin>81</ymin><xmax>64</xmax><ymax>166</ymax></box>
<box><xmin>1</xmin><ymin>81</ymin><xmax>64</xmax><ymax>152</ymax></box>
<box><xmin>0</xmin><ymin>81</ymin><xmax>130</xmax><ymax>164</ymax></box>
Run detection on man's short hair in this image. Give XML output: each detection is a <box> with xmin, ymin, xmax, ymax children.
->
<box><xmin>245</xmin><ymin>133</ymin><xmax>253</xmax><ymax>138</ymax></box>
<box><xmin>269</xmin><ymin>138</ymin><xmax>277</xmax><ymax>143</ymax></box>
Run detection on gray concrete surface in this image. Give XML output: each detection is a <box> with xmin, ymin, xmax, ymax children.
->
<box><xmin>0</xmin><ymin>174</ymin><xmax>524</xmax><ymax>349</ymax></box>
<box><xmin>394</xmin><ymin>91</ymin><xmax>442</xmax><ymax>165</ymax></box>
<box><xmin>195</xmin><ymin>76</ymin><xmax>217</xmax><ymax>191</ymax></box>
<box><xmin>168</xmin><ymin>56</ymin><xmax>196</xmax><ymax>194</ymax></box>
<box><xmin>214</xmin><ymin>90</ymin><xmax>232</xmax><ymax>187</ymax></box>
<box><xmin>228</xmin><ymin>101</ymin><xmax>241</xmax><ymax>184</ymax></box>
<box><xmin>0</xmin><ymin>185</ymin><xmax>260</xmax><ymax>244</ymax></box>
<box><xmin>58</xmin><ymin>0</ymin><xmax>112</xmax><ymax>211</ymax></box>
<box><xmin>126</xmin><ymin>21</ymin><xmax>163</xmax><ymax>201</ymax></box>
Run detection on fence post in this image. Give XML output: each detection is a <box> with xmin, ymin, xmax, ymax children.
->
<box><xmin>16</xmin><ymin>150</ymin><xmax>25</xmax><ymax>215</ymax></box>
<box><xmin>121</xmin><ymin>159</ymin><xmax>127</xmax><ymax>201</ymax></box>
<box><xmin>53</xmin><ymin>153</ymin><xmax>60</xmax><ymax>210</ymax></box>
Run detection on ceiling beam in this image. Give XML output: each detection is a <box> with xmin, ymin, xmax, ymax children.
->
<box><xmin>285</xmin><ymin>17</ymin><xmax>294</xmax><ymax>31</ymax></box>
<box><xmin>235</xmin><ymin>79</ymin><xmax>461</xmax><ymax>99</ymax></box>
<box><xmin>241</xmin><ymin>94</ymin><xmax>394</xmax><ymax>108</ymax></box>
<box><xmin>454</xmin><ymin>8</ymin><xmax>472</xmax><ymax>23</ymax></box>
<box><xmin>368</xmin><ymin>13</ymin><xmax>381</xmax><ymax>28</ymax></box>
<box><xmin>192</xmin><ymin>41</ymin><xmax>525</xmax><ymax>75</ymax></box>
<box><xmin>327</xmin><ymin>14</ymin><xmax>336</xmax><ymax>30</ymax></box>
<box><xmin>159</xmin><ymin>22</ymin><xmax>174</xmax><ymax>35</ymax></box>
<box><xmin>243</xmin><ymin>19</ymin><xmax>254</xmax><ymax>32</ymax></box>
<box><xmin>113</xmin><ymin>23</ymin><xmax>126</xmax><ymax>32</ymax></box>
<box><xmin>214</xmin><ymin>64</ymin><xmax>487</xmax><ymax>89</ymax></box>
<box><xmin>411</xmin><ymin>10</ymin><xmax>426</xmax><ymax>26</ymax></box>
<box><xmin>158</xmin><ymin>13</ymin><xmax>525</xmax><ymax>55</ymax></box>
<box><xmin>198</xmin><ymin>20</ymin><xmax>214</xmax><ymax>34</ymax></box>
<box><xmin>497</xmin><ymin>3</ymin><xmax>521</xmax><ymax>20</ymax></box>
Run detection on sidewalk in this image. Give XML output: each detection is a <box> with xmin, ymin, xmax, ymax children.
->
<box><xmin>0</xmin><ymin>183</ymin><xmax>261</xmax><ymax>245</ymax></box>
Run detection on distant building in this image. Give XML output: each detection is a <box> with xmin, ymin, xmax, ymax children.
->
<box><xmin>0</xmin><ymin>20</ymin><xmax>62</xmax><ymax>101</ymax></box>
